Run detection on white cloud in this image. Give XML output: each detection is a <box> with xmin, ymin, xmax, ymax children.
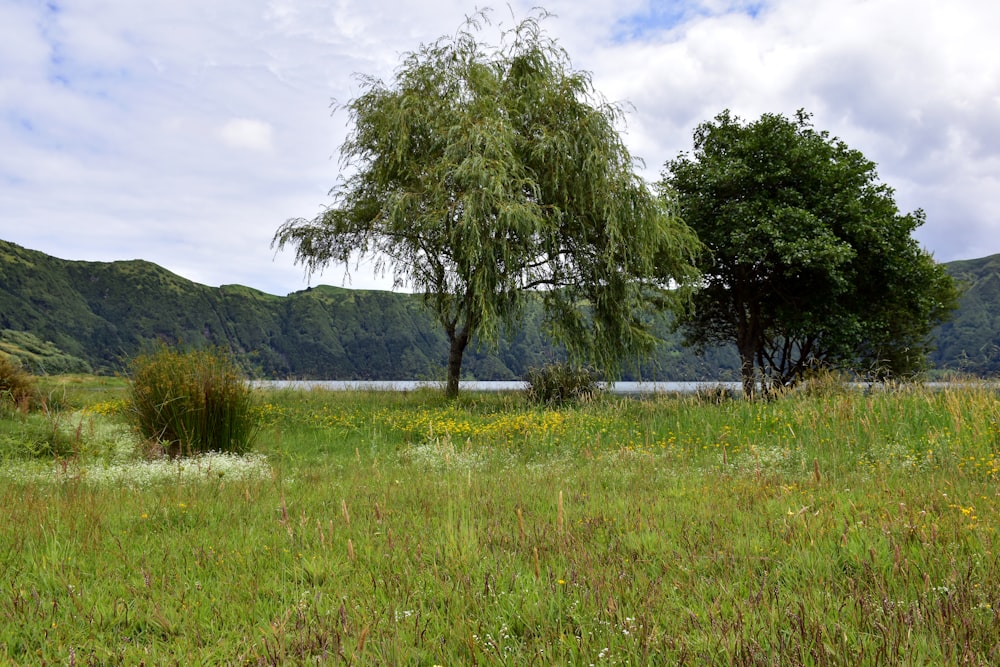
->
<box><xmin>220</xmin><ymin>118</ymin><xmax>274</xmax><ymax>151</ymax></box>
<box><xmin>584</xmin><ymin>0</ymin><xmax>1000</xmax><ymax>259</ymax></box>
<box><xmin>1</xmin><ymin>0</ymin><xmax>998</xmax><ymax>297</ymax></box>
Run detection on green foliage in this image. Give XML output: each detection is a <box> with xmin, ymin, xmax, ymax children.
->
<box><xmin>274</xmin><ymin>9</ymin><xmax>700</xmax><ymax>397</ymax></box>
<box><xmin>523</xmin><ymin>362</ymin><xmax>600</xmax><ymax>405</ymax></box>
<box><xmin>663</xmin><ymin>109</ymin><xmax>959</xmax><ymax>396</ymax></box>
<box><xmin>0</xmin><ymin>369</ymin><xmax>127</xmax><ymax>460</ymax></box>
<box><xmin>0</xmin><ymin>414</ymin><xmax>71</xmax><ymax>459</ymax></box>
<box><xmin>126</xmin><ymin>346</ymin><xmax>259</xmax><ymax>457</ymax></box>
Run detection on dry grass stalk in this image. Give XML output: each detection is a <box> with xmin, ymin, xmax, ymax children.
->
<box><xmin>557</xmin><ymin>490</ymin><xmax>564</xmax><ymax>535</ymax></box>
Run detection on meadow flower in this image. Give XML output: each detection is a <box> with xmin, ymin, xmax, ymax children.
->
<box><xmin>1</xmin><ymin>452</ymin><xmax>272</xmax><ymax>487</ymax></box>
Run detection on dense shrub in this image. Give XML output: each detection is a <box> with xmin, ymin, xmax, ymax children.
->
<box><xmin>524</xmin><ymin>362</ymin><xmax>599</xmax><ymax>405</ymax></box>
<box><xmin>0</xmin><ymin>354</ymin><xmax>39</xmax><ymax>412</ymax></box>
<box><xmin>127</xmin><ymin>346</ymin><xmax>259</xmax><ymax>457</ymax></box>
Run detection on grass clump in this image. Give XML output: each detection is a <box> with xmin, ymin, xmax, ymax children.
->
<box><xmin>524</xmin><ymin>362</ymin><xmax>599</xmax><ymax>405</ymax></box>
<box><xmin>127</xmin><ymin>345</ymin><xmax>259</xmax><ymax>457</ymax></box>
<box><xmin>0</xmin><ymin>354</ymin><xmax>40</xmax><ymax>412</ymax></box>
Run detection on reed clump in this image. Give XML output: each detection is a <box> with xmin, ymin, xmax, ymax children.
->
<box><xmin>524</xmin><ymin>362</ymin><xmax>599</xmax><ymax>405</ymax></box>
<box><xmin>126</xmin><ymin>345</ymin><xmax>259</xmax><ymax>457</ymax></box>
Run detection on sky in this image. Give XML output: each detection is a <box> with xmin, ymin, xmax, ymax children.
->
<box><xmin>1</xmin><ymin>0</ymin><xmax>998</xmax><ymax>296</ymax></box>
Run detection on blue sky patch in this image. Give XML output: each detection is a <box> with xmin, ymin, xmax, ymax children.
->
<box><xmin>613</xmin><ymin>1</ymin><xmax>766</xmax><ymax>42</ymax></box>
<box><xmin>613</xmin><ymin>2</ymin><xmax>691</xmax><ymax>41</ymax></box>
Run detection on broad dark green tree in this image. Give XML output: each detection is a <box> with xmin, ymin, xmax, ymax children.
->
<box><xmin>274</xmin><ymin>10</ymin><xmax>700</xmax><ymax>397</ymax></box>
<box><xmin>663</xmin><ymin>110</ymin><xmax>958</xmax><ymax>397</ymax></box>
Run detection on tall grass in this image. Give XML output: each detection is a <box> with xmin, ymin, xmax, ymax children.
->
<box><xmin>126</xmin><ymin>346</ymin><xmax>259</xmax><ymax>457</ymax></box>
<box><xmin>2</xmin><ymin>381</ymin><xmax>1000</xmax><ymax>663</ymax></box>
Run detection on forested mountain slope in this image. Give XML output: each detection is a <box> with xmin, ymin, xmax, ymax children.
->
<box><xmin>0</xmin><ymin>240</ymin><xmax>737</xmax><ymax>379</ymax></box>
<box><xmin>2</xmin><ymin>240</ymin><xmax>995</xmax><ymax>378</ymax></box>
<box><xmin>931</xmin><ymin>253</ymin><xmax>1000</xmax><ymax>376</ymax></box>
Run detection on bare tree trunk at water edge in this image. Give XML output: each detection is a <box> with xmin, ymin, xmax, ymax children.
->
<box><xmin>445</xmin><ymin>328</ymin><xmax>470</xmax><ymax>399</ymax></box>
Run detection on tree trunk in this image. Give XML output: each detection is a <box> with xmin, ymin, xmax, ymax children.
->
<box><xmin>736</xmin><ymin>296</ymin><xmax>763</xmax><ymax>398</ymax></box>
<box><xmin>738</xmin><ymin>343</ymin><xmax>756</xmax><ymax>399</ymax></box>
<box><xmin>445</xmin><ymin>328</ymin><xmax>470</xmax><ymax>399</ymax></box>
<box><xmin>736</xmin><ymin>310</ymin><xmax>760</xmax><ymax>398</ymax></box>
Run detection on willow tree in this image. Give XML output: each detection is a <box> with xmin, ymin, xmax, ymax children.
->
<box><xmin>274</xmin><ymin>10</ymin><xmax>700</xmax><ymax>397</ymax></box>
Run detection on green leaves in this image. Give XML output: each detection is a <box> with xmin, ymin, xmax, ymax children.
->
<box><xmin>275</xmin><ymin>9</ymin><xmax>700</xmax><ymax>396</ymax></box>
<box><xmin>664</xmin><ymin>109</ymin><xmax>959</xmax><ymax>394</ymax></box>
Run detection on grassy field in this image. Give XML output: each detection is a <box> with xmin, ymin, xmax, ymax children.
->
<box><xmin>2</xmin><ymin>378</ymin><xmax>999</xmax><ymax>665</ymax></box>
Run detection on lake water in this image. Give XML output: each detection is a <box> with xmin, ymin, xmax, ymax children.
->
<box><xmin>253</xmin><ymin>380</ymin><xmax>995</xmax><ymax>395</ymax></box>
<box><xmin>256</xmin><ymin>380</ymin><xmax>743</xmax><ymax>395</ymax></box>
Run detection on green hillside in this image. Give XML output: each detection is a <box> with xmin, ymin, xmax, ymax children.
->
<box><xmin>2</xmin><ymin>240</ymin><xmax>994</xmax><ymax>379</ymax></box>
<box><xmin>931</xmin><ymin>253</ymin><xmax>1000</xmax><ymax>376</ymax></box>
<box><xmin>0</xmin><ymin>240</ymin><xmax>738</xmax><ymax>379</ymax></box>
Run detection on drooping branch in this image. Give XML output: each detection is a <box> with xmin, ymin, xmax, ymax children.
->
<box><xmin>274</xmin><ymin>9</ymin><xmax>702</xmax><ymax>396</ymax></box>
